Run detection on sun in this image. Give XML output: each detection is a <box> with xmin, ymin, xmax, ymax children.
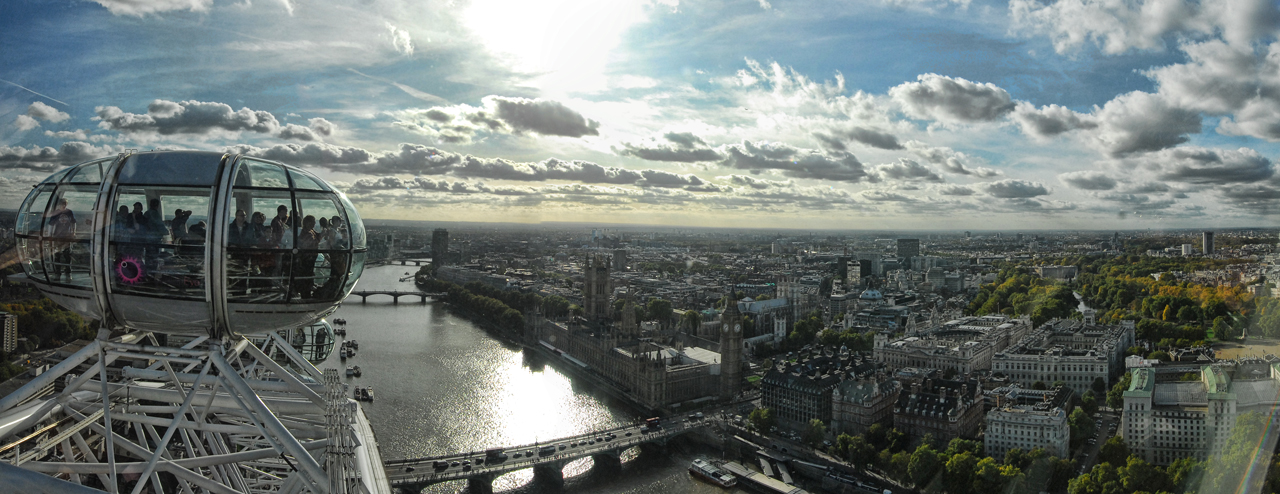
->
<box><xmin>462</xmin><ymin>0</ymin><xmax>653</xmax><ymax>94</ymax></box>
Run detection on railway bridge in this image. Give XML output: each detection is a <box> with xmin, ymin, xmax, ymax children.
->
<box><xmin>383</xmin><ymin>420</ymin><xmax>707</xmax><ymax>493</ymax></box>
<box><xmin>346</xmin><ymin>290</ymin><xmax>444</xmax><ymax>303</ymax></box>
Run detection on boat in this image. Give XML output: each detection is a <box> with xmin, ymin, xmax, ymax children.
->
<box><xmin>334</xmin><ymin>318</ymin><xmax>346</xmax><ymax>325</ymax></box>
<box><xmin>334</xmin><ymin>327</ymin><xmax>346</xmax><ymax>337</ymax></box>
<box><xmin>346</xmin><ymin>366</ymin><xmax>356</xmax><ymax>377</ymax></box>
<box><xmin>352</xmin><ymin>365</ymin><xmax>362</xmax><ymax>377</ymax></box>
<box><xmin>349</xmin><ymin>340</ymin><xmax>359</xmax><ymax>350</ymax></box>
<box><xmin>340</xmin><ymin>347</ymin><xmax>348</xmax><ymax>360</ymax></box>
<box><xmin>365</xmin><ymin>386</ymin><xmax>375</xmax><ymax>403</ymax></box>
<box><xmin>689</xmin><ymin>459</ymin><xmax>737</xmax><ymax>488</ymax></box>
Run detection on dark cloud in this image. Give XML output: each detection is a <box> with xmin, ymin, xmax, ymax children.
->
<box><xmin>813</xmin><ymin>126</ymin><xmax>903</xmax><ymax>151</ymax></box>
<box><xmin>490</xmin><ymin>96</ymin><xmax>600</xmax><ymax>137</ymax></box>
<box><xmin>908</xmin><ymin>143</ymin><xmax>1000</xmax><ymax>177</ymax></box>
<box><xmin>1219</xmin><ymin>184</ymin><xmax>1280</xmax><ymax>214</ymax></box>
<box><xmin>1058</xmin><ymin>170</ymin><xmax>1117</xmax><ymax>190</ymax></box>
<box><xmin>615</xmin><ymin>131</ymin><xmax>722</xmax><ymax>162</ymax></box>
<box><xmin>96</xmin><ymin>99</ymin><xmax>282</xmax><ymax>136</ymax></box>
<box><xmin>1012</xmin><ymin>102</ymin><xmax>1097</xmax><ymax>139</ymax></box>
<box><xmin>277</xmin><ymin>124</ymin><xmax>322</xmax><ymax>141</ymax></box>
<box><xmin>307</xmin><ymin>117</ymin><xmax>335</xmax><ymax>137</ymax></box>
<box><xmin>1093</xmin><ymin>91</ymin><xmax>1201</xmax><ymax>156</ymax></box>
<box><xmin>1097</xmin><ymin>193</ymin><xmax>1176</xmax><ymax>211</ymax></box>
<box><xmin>721</xmin><ymin>140</ymin><xmax>872</xmax><ymax>182</ymax></box>
<box><xmin>890</xmin><ymin>73</ymin><xmax>1016</xmax><ymax>123</ymax></box>
<box><xmin>984</xmin><ymin>179</ymin><xmax>1050</xmax><ymax>198</ymax></box>
<box><xmin>874</xmin><ymin>159</ymin><xmax>943</xmax><ymax>182</ymax></box>
<box><xmin>1129</xmin><ymin>147</ymin><xmax>1274</xmax><ymax>185</ymax></box>
<box><xmin>1123</xmin><ymin>181</ymin><xmax>1170</xmax><ymax>194</ymax></box>
<box><xmin>224</xmin><ymin>143</ymin><xmax>373</xmax><ymax>169</ymax></box>
<box><xmin>365</xmin><ymin>144</ymin><xmax>462</xmax><ymax>175</ymax></box>
<box><xmin>937</xmin><ymin>184</ymin><xmax>975</xmax><ymax>195</ymax></box>
<box><xmin>400</xmin><ymin>96</ymin><xmax>600</xmax><ymax>143</ymax></box>
<box><xmin>0</xmin><ymin>142</ymin><xmax>117</xmax><ymax>170</ymax></box>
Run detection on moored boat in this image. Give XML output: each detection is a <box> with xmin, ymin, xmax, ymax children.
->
<box><xmin>689</xmin><ymin>459</ymin><xmax>737</xmax><ymax>488</ymax></box>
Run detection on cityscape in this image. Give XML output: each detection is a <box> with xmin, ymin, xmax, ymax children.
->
<box><xmin>5</xmin><ymin>0</ymin><xmax>1280</xmax><ymax>493</ymax></box>
<box><xmin>10</xmin><ymin>219</ymin><xmax>1276</xmax><ymax>493</ymax></box>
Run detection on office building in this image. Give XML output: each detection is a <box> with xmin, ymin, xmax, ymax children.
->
<box><xmin>897</xmin><ymin>238</ymin><xmax>920</xmax><ymax>262</ymax></box>
<box><xmin>1203</xmin><ymin>231</ymin><xmax>1214</xmax><ymax>255</ymax></box>
<box><xmin>985</xmin><ymin>385</ymin><xmax>1071</xmax><ymax>459</ymax></box>
<box><xmin>431</xmin><ymin>228</ymin><xmax>449</xmax><ymax>265</ymax></box>
<box><xmin>831</xmin><ymin>374</ymin><xmax>902</xmax><ymax>436</ymax></box>
<box><xmin>992</xmin><ymin>318</ymin><xmax>1135</xmax><ymax>395</ymax></box>
<box><xmin>893</xmin><ymin>377</ymin><xmax>984</xmax><ymax>445</ymax></box>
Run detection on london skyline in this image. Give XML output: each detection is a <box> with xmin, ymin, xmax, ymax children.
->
<box><xmin>2</xmin><ymin>0</ymin><xmax>1279</xmax><ymax>230</ymax></box>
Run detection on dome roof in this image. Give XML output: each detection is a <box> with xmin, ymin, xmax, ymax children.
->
<box><xmin>860</xmin><ymin>289</ymin><xmax>884</xmax><ymax>300</ymax></box>
<box><xmin>15</xmin><ymin>151</ymin><xmax>367</xmax><ymax>337</ymax></box>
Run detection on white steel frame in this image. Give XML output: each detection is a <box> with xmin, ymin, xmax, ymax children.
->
<box><xmin>0</xmin><ymin>331</ymin><xmax>374</xmax><ymax>494</ymax></box>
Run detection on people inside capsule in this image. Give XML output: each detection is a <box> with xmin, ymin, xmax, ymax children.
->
<box><xmin>171</xmin><ymin>208</ymin><xmax>192</xmax><ymax>243</ymax></box>
<box><xmin>46</xmin><ymin>198</ymin><xmax>76</xmax><ymax>282</ymax></box>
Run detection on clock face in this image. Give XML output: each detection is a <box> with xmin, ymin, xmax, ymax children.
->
<box><xmin>734</xmin><ymin>324</ymin><xmax>741</xmax><ymax>333</ymax></box>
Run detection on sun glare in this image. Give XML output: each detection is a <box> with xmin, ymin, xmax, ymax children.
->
<box><xmin>463</xmin><ymin>0</ymin><xmax>650</xmax><ymax>94</ymax></box>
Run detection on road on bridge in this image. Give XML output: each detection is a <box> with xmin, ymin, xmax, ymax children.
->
<box><xmin>383</xmin><ymin>418</ymin><xmax>705</xmax><ymax>486</ymax></box>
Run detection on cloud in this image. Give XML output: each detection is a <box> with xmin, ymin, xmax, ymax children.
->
<box><xmin>224</xmin><ymin>142</ymin><xmax>373</xmax><ymax>168</ymax></box>
<box><xmin>1127</xmin><ymin>146</ymin><xmax>1274</xmax><ymax>185</ymax></box>
<box><xmin>616</xmin><ymin>132</ymin><xmax>722</xmax><ymax>162</ymax></box>
<box><xmin>1012</xmin><ymin>102</ymin><xmax>1098</xmax><ymax>139</ymax></box>
<box><xmin>1145</xmin><ymin>39</ymin><xmax>1280</xmax><ymax>141</ymax></box>
<box><xmin>1009</xmin><ymin>0</ymin><xmax>1280</xmax><ymax>55</ymax></box>
<box><xmin>0</xmin><ymin>142</ymin><xmax>118</xmax><ymax>170</ymax></box>
<box><xmin>936</xmin><ymin>184</ymin><xmax>976</xmax><ymax>195</ymax></box>
<box><xmin>386</xmin><ymin>22</ymin><xmax>414</xmax><ymax>56</ymax></box>
<box><xmin>1091</xmin><ymin>91</ymin><xmax>1201</xmax><ymax>156</ymax></box>
<box><xmin>906</xmin><ymin>142</ymin><xmax>1000</xmax><ymax>177</ymax></box>
<box><xmin>874</xmin><ymin>158</ymin><xmax>943</xmax><ymax>182</ymax></box>
<box><xmin>861</xmin><ymin>189</ymin><xmax>916</xmax><ymax>202</ymax></box>
<box><xmin>1218</xmin><ymin>184</ymin><xmax>1280</xmax><ymax>214</ymax></box>
<box><xmin>720</xmin><ymin>140</ymin><xmax>873</xmax><ymax>182</ymax></box>
<box><xmin>1059</xmin><ymin>170</ymin><xmax>1117</xmax><ymax>190</ymax></box>
<box><xmin>399</xmin><ymin>96</ymin><xmax>600</xmax><ymax>144</ymax></box>
<box><xmin>812</xmin><ymin>126</ymin><xmax>904</xmax><ymax>151</ymax></box>
<box><xmin>890</xmin><ymin>73</ymin><xmax>1016</xmax><ymax>123</ymax></box>
<box><xmin>14</xmin><ymin>115</ymin><xmax>39</xmax><ymax>131</ymax></box>
<box><xmin>27</xmin><ymin>101</ymin><xmax>69</xmax><ymax>123</ymax></box>
<box><xmin>95</xmin><ymin>99</ymin><xmax>283</xmax><ymax>137</ymax></box>
<box><xmin>89</xmin><ymin>0</ymin><xmax>212</xmax><ymax>16</ymax></box>
<box><xmin>722</xmin><ymin>175</ymin><xmax>794</xmax><ymax>189</ymax></box>
<box><xmin>984</xmin><ymin>179</ymin><xmax>1050</xmax><ymax>198</ymax></box>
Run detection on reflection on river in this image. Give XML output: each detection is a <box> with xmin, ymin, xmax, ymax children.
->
<box><xmin>323</xmin><ymin>264</ymin><xmax>737</xmax><ymax>493</ymax></box>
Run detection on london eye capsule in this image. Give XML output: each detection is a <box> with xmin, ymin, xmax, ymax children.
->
<box><xmin>14</xmin><ymin>150</ymin><xmax>367</xmax><ymax>337</ymax></box>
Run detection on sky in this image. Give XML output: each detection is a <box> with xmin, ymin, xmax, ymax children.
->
<box><xmin>2</xmin><ymin>0</ymin><xmax>1280</xmax><ymax>231</ymax></box>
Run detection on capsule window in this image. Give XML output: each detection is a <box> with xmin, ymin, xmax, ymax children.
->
<box><xmin>234</xmin><ymin>159</ymin><xmax>290</xmax><ymax>189</ymax></box>
<box><xmin>288</xmin><ymin>169</ymin><xmax>328</xmax><ymax>191</ymax></box>
<box><xmin>224</xmin><ymin>187</ymin><xmax>295</xmax><ymax>304</ymax></box>
<box><xmin>17</xmin><ymin>185</ymin><xmax>55</xmax><ymax>237</ymax></box>
<box><xmin>108</xmin><ymin>186</ymin><xmax>213</xmax><ymax>300</ymax></box>
<box><xmin>63</xmin><ymin>160</ymin><xmax>107</xmax><ymax>184</ymax></box>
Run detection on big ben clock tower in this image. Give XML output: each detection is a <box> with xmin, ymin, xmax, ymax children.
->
<box><xmin>720</xmin><ymin>293</ymin><xmax>743</xmax><ymax>400</ymax></box>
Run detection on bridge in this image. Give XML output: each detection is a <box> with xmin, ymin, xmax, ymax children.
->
<box><xmin>385</xmin><ymin>257</ymin><xmax>430</xmax><ymax>266</ymax></box>
<box><xmin>383</xmin><ymin>420</ymin><xmax>707</xmax><ymax>492</ymax></box>
<box><xmin>346</xmin><ymin>290</ymin><xmax>445</xmax><ymax>303</ymax></box>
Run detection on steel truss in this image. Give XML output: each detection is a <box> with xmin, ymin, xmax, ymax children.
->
<box><xmin>0</xmin><ymin>331</ymin><xmax>380</xmax><ymax>494</ymax></box>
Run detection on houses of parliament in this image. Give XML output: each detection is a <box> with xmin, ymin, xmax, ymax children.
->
<box><xmin>530</xmin><ymin>254</ymin><xmax>745</xmax><ymax>411</ymax></box>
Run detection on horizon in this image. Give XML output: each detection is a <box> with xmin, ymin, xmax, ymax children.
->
<box><xmin>3</xmin><ymin>1</ymin><xmax>1280</xmax><ymax>230</ymax></box>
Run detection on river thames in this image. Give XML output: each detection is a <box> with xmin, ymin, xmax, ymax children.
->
<box><xmin>320</xmin><ymin>264</ymin><xmax>742</xmax><ymax>493</ymax></box>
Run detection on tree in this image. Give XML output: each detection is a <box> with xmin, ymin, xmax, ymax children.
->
<box><xmin>683</xmin><ymin>310</ymin><xmax>702</xmax><ymax>332</ymax></box>
<box><xmin>1032</xmin><ymin>380</ymin><xmax>1048</xmax><ymax>390</ymax></box>
<box><xmin>1068</xmin><ymin>463</ymin><xmax>1121</xmax><ymax>494</ymax></box>
<box><xmin>748</xmin><ymin>408</ymin><xmax>776</xmax><ymax>432</ymax></box>
<box><xmin>1092</xmin><ymin>376</ymin><xmax>1108</xmax><ymax>394</ymax></box>
<box><xmin>802</xmin><ymin>418</ymin><xmax>826</xmax><ymax>447</ymax></box>
<box><xmin>944</xmin><ymin>438</ymin><xmax>982</xmax><ymax>458</ymax></box>
<box><xmin>646</xmin><ymin>298</ymin><xmax>673</xmax><ymax>327</ymax></box>
<box><xmin>1069</xmin><ymin>409</ymin><xmax>1096</xmax><ymax>450</ymax></box>
<box><xmin>1096</xmin><ymin>436</ymin><xmax>1130</xmax><ymax>467</ymax></box>
<box><xmin>908</xmin><ymin>445</ymin><xmax>942</xmax><ymax>488</ymax></box>
<box><xmin>1119</xmin><ymin>456</ymin><xmax>1169</xmax><ymax>494</ymax></box>
<box><xmin>1107</xmin><ymin>371</ymin><xmax>1132</xmax><ymax>409</ymax></box>
<box><xmin>943</xmin><ymin>451</ymin><xmax>979</xmax><ymax>494</ymax></box>
<box><xmin>1147</xmin><ymin>350</ymin><xmax>1171</xmax><ymax>362</ymax></box>
<box><xmin>1081</xmin><ymin>390</ymin><xmax>1099</xmax><ymax>416</ymax></box>
<box><xmin>1166</xmin><ymin>457</ymin><xmax>1204</xmax><ymax>493</ymax></box>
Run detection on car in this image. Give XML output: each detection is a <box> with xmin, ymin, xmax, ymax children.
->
<box><xmin>625</xmin><ymin>432</ymin><xmax>632</xmax><ymax>436</ymax></box>
<box><xmin>559</xmin><ymin>444</ymin><xmax>567</xmax><ymax>450</ymax></box>
<box><xmin>461</xmin><ymin>460</ymin><xmax>470</xmax><ymax>466</ymax></box>
<box><xmin>475</xmin><ymin>458</ymin><xmax>484</xmax><ymax>465</ymax></box>
<box><xmin>450</xmin><ymin>461</ymin><xmax>460</xmax><ymax>468</ymax></box>
<box><xmin>404</xmin><ymin>466</ymin><xmax>415</xmax><ymax>473</ymax></box>
<box><xmin>462</xmin><ymin>465</ymin><xmax>471</xmax><ymax>471</ymax></box>
<box><xmin>605</xmin><ymin>436</ymin><xmax>612</xmax><ymax>441</ymax></box>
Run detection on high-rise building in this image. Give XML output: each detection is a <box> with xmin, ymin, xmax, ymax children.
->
<box><xmin>720</xmin><ymin>297</ymin><xmax>744</xmax><ymax>400</ymax></box>
<box><xmin>897</xmin><ymin>238</ymin><xmax>920</xmax><ymax>261</ymax></box>
<box><xmin>583</xmin><ymin>255</ymin><xmax>611</xmax><ymax>321</ymax></box>
<box><xmin>431</xmin><ymin>229</ymin><xmax>449</xmax><ymax>265</ymax></box>
<box><xmin>0</xmin><ymin>312</ymin><xmax>15</xmax><ymax>354</ymax></box>
<box><xmin>1203</xmin><ymin>231</ymin><xmax>1214</xmax><ymax>255</ymax></box>
<box><xmin>612</xmin><ymin>249</ymin><xmax>627</xmax><ymax>271</ymax></box>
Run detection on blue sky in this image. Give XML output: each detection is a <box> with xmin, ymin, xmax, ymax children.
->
<box><xmin>3</xmin><ymin>0</ymin><xmax>1280</xmax><ymax>230</ymax></box>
